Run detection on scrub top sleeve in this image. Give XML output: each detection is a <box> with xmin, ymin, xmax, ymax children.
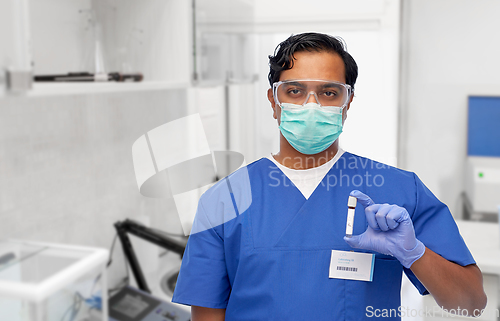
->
<box><xmin>404</xmin><ymin>173</ymin><xmax>476</xmax><ymax>295</ymax></box>
<box><xmin>172</xmin><ymin>200</ymin><xmax>231</xmax><ymax>309</ymax></box>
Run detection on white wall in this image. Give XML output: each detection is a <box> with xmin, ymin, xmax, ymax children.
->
<box><xmin>0</xmin><ymin>89</ymin><xmax>188</xmax><ymax>287</ymax></box>
<box><xmin>399</xmin><ymin>0</ymin><xmax>500</xmax><ymax>218</ymax></box>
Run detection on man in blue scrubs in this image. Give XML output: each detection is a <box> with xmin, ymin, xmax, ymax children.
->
<box><xmin>172</xmin><ymin>33</ymin><xmax>486</xmax><ymax>320</ymax></box>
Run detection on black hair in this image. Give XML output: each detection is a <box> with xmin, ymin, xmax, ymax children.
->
<box><xmin>268</xmin><ymin>32</ymin><xmax>358</xmax><ymax>91</ymax></box>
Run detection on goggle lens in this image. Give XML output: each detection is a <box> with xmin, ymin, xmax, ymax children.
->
<box><xmin>274</xmin><ymin>80</ymin><xmax>351</xmax><ymax>108</ymax></box>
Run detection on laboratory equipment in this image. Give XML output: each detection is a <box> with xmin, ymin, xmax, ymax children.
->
<box><xmin>112</xmin><ymin>220</ymin><xmax>191</xmax><ymax>320</ymax></box>
<box><xmin>0</xmin><ymin>239</ymin><xmax>108</xmax><ymax>321</ymax></box>
<box><xmin>464</xmin><ymin>96</ymin><xmax>500</xmax><ymax>219</ymax></box>
<box><xmin>114</xmin><ymin>219</ymin><xmax>185</xmax><ymax>294</ymax></box>
<box><xmin>109</xmin><ymin>286</ymin><xmax>190</xmax><ymax>321</ymax></box>
<box><xmin>346</xmin><ymin>195</ymin><xmax>357</xmax><ymax>237</ymax></box>
<box><xmin>465</xmin><ymin>156</ymin><xmax>500</xmax><ymax>215</ymax></box>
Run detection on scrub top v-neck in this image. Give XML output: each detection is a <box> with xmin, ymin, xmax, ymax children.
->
<box><xmin>266</xmin><ymin>148</ymin><xmax>345</xmax><ymax>200</ymax></box>
<box><xmin>172</xmin><ymin>152</ymin><xmax>475</xmax><ymax>321</ymax></box>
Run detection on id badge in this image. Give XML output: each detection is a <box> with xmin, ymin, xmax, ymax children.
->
<box><xmin>329</xmin><ymin>250</ymin><xmax>375</xmax><ymax>282</ymax></box>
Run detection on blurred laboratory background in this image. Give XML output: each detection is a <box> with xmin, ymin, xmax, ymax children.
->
<box><xmin>1</xmin><ymin>0</ymin><xmax>500</xmax><ymax>320</ymax></box>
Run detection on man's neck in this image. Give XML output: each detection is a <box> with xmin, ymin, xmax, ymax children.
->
<box><xmin>272</xmin><ymin>135</ymin><xmax>339</xmax><ymax>170</ymax></box>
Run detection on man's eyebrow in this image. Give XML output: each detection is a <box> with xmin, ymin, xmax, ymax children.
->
<box><xmin>284</xmin><ymin>81</ymin><xmax>306</xmax><ymax>87</ymax></box>
<box><xmin>319</xmin><ymin>82</ymin><xmax>342</xmax><ymax>89</ymax></box>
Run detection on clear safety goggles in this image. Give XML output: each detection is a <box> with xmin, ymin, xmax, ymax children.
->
<box><xmin>273</xmin><ymin>79</ymin><xmax>352</xmax><ymax>108</ymax></box>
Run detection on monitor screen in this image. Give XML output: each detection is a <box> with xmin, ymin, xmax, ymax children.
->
<box><xmin>468</xmin><ymin>96</ymin><xmax>500</xmax><ymax>157</ymax></box>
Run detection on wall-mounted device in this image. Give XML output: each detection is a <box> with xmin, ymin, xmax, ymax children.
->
<box><xmin>464</xmin><ymin>96</ymin><xmax>500</xmax><ymax>219</ymax></box>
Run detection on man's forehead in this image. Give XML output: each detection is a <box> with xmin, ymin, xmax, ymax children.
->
<box><xmin>279</xmin><ymin>51</ymin><xmax>346</xmax><ymax>83</ymax></box>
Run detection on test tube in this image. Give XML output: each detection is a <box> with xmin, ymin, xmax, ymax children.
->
<box><xmin>346</xmin><ymin>196</ymin><xmax>357</xmax><ymax>237</ymax></box>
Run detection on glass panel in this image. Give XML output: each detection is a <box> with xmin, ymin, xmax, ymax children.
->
<box><xmin>0</xmin><ymin>240</ymin><xmax>92</xmax><ymax>284</ymax></box>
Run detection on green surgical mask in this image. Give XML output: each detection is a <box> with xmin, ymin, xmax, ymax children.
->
<box><xmin>278</xmin><ymin>103</ymin><xmax>343</xmax><ymax>155</ymax></box>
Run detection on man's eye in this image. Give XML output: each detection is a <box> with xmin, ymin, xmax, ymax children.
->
<box><xmin>323</xmin><ymin>91</ymin><xmax>338</xmax><ymax>97</ymax></box>
<box><xmin>288</xmin><ymin>89</ymin><xmax>301</xmax><ymax>95</ymax></box>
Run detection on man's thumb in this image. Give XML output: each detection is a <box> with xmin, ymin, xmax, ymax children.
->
<box><xmin>344</xmin><ymin>235</ymin><xmax>362</xmax><ymax>248</ymax></box>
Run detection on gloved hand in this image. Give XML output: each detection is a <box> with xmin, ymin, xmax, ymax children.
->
<box><xmin>343</xmin><ymin>190</ymin><xmax>425</xmax><ymax>269</ymax></box>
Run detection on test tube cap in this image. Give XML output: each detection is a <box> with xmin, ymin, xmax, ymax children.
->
<box><xmin>348</xmin><ymin>196</ymin><xmax>357</xmax><ymax>208</ymax></box>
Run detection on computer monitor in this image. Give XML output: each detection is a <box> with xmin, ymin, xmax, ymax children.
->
<box><xmin>468</xmin><ymin>96</ymin><xmax>500</xmax><ymax>157</ymax></box>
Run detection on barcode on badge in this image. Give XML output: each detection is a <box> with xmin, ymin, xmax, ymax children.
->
<box><xmin>336</xmin><ymin>266</ymin><xmax>357</xmax><ymax>272</ymax></box>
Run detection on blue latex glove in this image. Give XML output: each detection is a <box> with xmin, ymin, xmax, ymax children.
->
<box><xmin>343</xmin><ymin>190</ymin><xmax>425</xmax><ymax>268</ymax></box>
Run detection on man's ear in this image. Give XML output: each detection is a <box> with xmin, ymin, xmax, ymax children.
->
<box><xmin>268</xmin><ymin>88</ymin><xmax>278</xmax><ymax>119</ymax></box>
<box><xmin>343</xmin><ymin>94</ymin><xmax>354</xmax><ymax>123</ymax></box>
<box><xmin>346</xmin><ymin>94</ymin><xmax>354</xmax><ymax>112</ymax></box>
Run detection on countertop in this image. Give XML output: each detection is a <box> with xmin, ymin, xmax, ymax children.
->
<box><xmin>456</xmin><ymin>220</ymin><xmax>500</xmax><ymax>275</ymax></box>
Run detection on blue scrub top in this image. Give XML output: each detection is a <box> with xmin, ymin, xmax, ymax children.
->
<box><xmin>172</xmin><ymin>152</ymin><xmax>475</xmax><ymax>320</ymax></box>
